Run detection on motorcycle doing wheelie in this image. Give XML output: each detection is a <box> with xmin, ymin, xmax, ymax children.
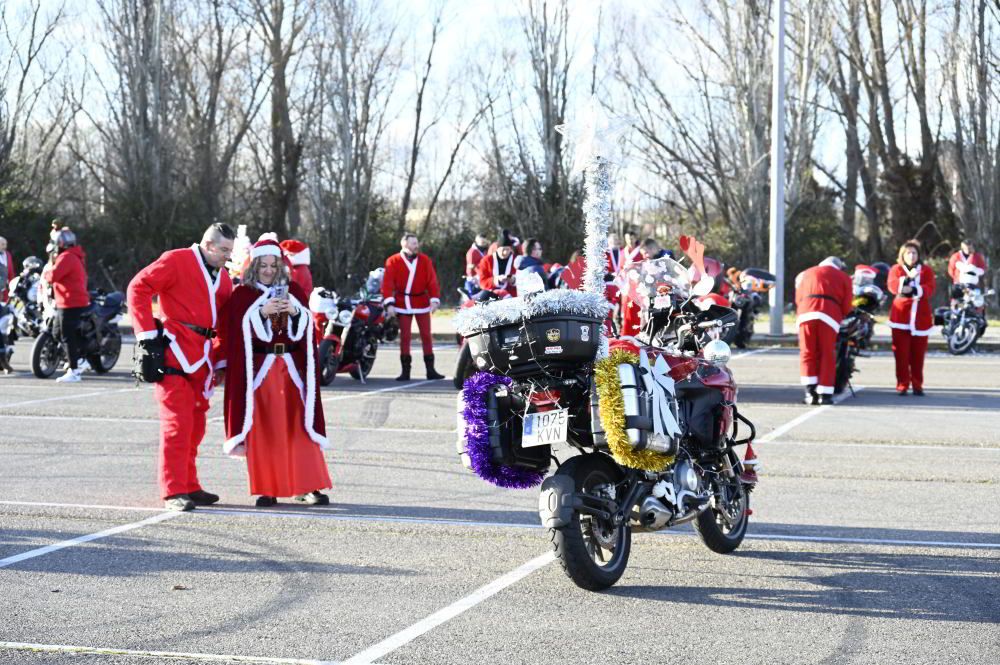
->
<box><xmin>935</xmin><ymin>285</ymin><xmax>994</xmax><ymax>355</ymax></box>
<box><xmin>31</xmin><ymin>286</ymin><xmax>126</xmax><ymax>378</ymax></box>
<box><xmin>455</xmin><ymin>254</ymin><xmax>759</xmax><ymax>591</ymax></box>
<box><xmin>310</xmin><ymin>269</ymin><xmax>398</xmax><ymax>385</ymax></box>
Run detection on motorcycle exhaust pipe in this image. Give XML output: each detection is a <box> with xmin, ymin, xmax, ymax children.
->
<box><xmin>639</xmin><ymin>496</ymin><xmax>673</xmax><ymax>530</ymax></box>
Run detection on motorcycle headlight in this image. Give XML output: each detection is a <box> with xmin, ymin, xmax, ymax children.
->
<box><xmin>702</xmin><ymin>339</ymin><xmax>732</xmax><ymax>367</ymax></box>
<box><xmin>337</xmin><ymin>309</ymin><xmax>354</xmax><ymax>326</ymax></box>
<box><xmin>972</xmin><ymin>293</ymin><xmax>985</xmax><ymax>308</ymax></box>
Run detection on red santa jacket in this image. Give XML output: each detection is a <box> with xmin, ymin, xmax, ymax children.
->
<box><xmin>465</xmin><ymin>244</ymin><xmax>485</xmax><ymax>278</ymax></box>
<box><xmin>1</xmin><ymin>250</ymin><xmax>14</xmax><ymax>302</ymax></box>
<box><xmin>477</xmin><ymin>252</ymin><xmax>517</xmax><ymax>295</ymax></box>
<box><xmin>382</xmin><ymin>251</ymin><xmax>441</xmax><ymax>314</ymax></box>
<box><xmin>888</xmin><ymin>263</ymin><xmax>936</xmax><ymax>335</ymax></box>
<box><xmin>42</xmin><ymin>246</ymin><xmax>90</xmax><ymax>309</ymax></box>
<box><xmin>947</xmin><ymin>251</ymin><xmax>987</xmax><ymax>287</ymax></box>
<box><xmin>222</xmin><ymin>281</ymin><xmax>328</xmax><ymax>457</ymax></box>
<box><xmin>128</xmin><ymin>245</ymin><xmax>233</xmax><ymax>377</ymax></box>
<box><xmin>290</xmin><ymin>265</ymin><xmax>314</xmax><ymax>296</ymax></box>
<box><xmin>794</xmin><ymin>265</ymin><xmax>853</xmax><ymax>332</ymax></box>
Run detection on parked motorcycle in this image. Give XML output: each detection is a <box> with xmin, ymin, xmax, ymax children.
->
<box><xmin>31</xmin><ymin>288</ymin><xmax>126</xmax><ymax>378</ymax></box>
<box><xmin>8</xmin><ymin>256</ymin><xmax>45</xmax><ymax>339</ymax></box>
<box><xmin>936</xmin><ymin>286</ymin><xmax>994</xmax><ymax>355</ymax></box>
<box><xmin>724</xmin><ymin>268</ymin><xmax>776</xmax><ymax>348</ymax></box>
<box><xmin>833</xmin><ymin>264</ymin><xmax>887</xmax><ymax>394</ymax></box>
<box><xmin>310</xmin><ymin>269</ymin><xmax>398</xmax><ymax>385</ymax></box>
<box><xmin>456</xmin><ymin>254</ymin><xmax>757</xmax><ymax>591</ymax></box>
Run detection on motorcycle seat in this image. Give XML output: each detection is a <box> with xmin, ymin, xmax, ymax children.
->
<box><xmin>93</xmin><ymin>292</ymin><xmax>125</xmax><ymax>320</ymax></box>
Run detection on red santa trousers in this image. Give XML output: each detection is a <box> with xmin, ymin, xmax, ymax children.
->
<box><xmin>621</xmin><ymin>298</ymin><xmax>642</xmax><ymax>337</ymax></box>
<box><xmin>246</xmin><ymin>361</ymin><xmax>331</xmax><ymax>497</ymax></box>
<box><xmin>398</xmin><ymin>312</ymin><xmax>433</xmax><ymax>356</ymax></box>
<box><xmin>891</xmin><ymin>329</ymin><xmax>928</xmax><ymax>391</ymax></box>
<box><xmin>155</xmin><ymin>366</ymin><xmax>211</xmax><ymax>499</ymax></box>
<box><xmin>798</xmin><ymin>319</ymin><xmax>838</xmax><ymax>394</ymax></box>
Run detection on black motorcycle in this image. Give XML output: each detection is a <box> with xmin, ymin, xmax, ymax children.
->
<box><xmin>725</xmin><ymin>268</ymin><xmax>775</xmax><ymax>349</ymax></box>
<box><xmin>834</xmin><ymin>284</ymin><xmax>883</xmax><ymax>394</ymax></box>
<box><xmin>935</xmin><ymin>286</ymin><xmax>994</xmax><ymax>355</ymax></box>
<box><xmin>31</xmin><ymin>289</ymin><xmax>126</xmax><ymax>378</ymax></box>
<box><xmin>8</xmin><ymin>256</ymin><xmax>45</xmax><ymax>339</ymax></box>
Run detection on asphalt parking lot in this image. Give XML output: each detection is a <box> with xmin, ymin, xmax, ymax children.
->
<box><xmin>1</xmin><ymin>336</ymin><xmax>998</xmax><ymax>664</ymax></box>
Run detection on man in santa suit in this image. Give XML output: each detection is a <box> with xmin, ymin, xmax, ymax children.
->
<box><xmin>128</xmin><ymin>223</ymin><xmax>235</xmax><ymax>511</ymax></box>
<box><xmin>487</xmin><ymin>228</ymin><xmax>520</xmax><ymax>256</ymax></box>
<box><xmin>464</xmin><ymin>233</ymin><xmax>489</xmax><ymax>296</ymax></box>
<box><xmin>280</xmin><ymin>239</ymin><xmax>313</xmax><ymax>295</ymax></box>
<box><xmin>382</xmin><ymin>233</ymin><xmax>445</xmax><ymax>381</ymax></box>
<box><xmin>794</xmin><ymin>256</ymin><xmax>853</xmax><ymax>405</ymax></box>
<box><xmin>947</xmin><ymin>239</ymin><xmax>988</xmax><ymax>299</ymax></box>
<box><xmin>477</xmin><ymin>233</ymin><xmax>518</xmax><ymax>296</ymax></box>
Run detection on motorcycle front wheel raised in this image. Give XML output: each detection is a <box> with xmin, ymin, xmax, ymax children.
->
<box><xmin>550</xmin><ymin>455</ymin><xmax>631</xmax><ymax>591</ymax></box>
<box><xmin>31</xmin><ymin>332</ymin><xmax>62</xmax><ymax>378</ymax></box>
<box><xmin>694</xmin><ymin>450</ymin><xmax>749</xmax><ymax>553</ymax></box>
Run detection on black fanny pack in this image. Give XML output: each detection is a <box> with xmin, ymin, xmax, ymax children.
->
<box><xmin>132</xmin><ymin>319</ymin><xmax>172</xmax><ymax>383</ymax></box>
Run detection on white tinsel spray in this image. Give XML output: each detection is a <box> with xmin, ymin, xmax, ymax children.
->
<box><xmin>455</xmin><ymin>289</ymin><xmax>609</xmax><ymax>337</ymax></box>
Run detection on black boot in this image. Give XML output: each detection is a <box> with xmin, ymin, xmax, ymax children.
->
<box><xmin>424</xmin><ymin>354</ymin><xmax>445</xmax><ymax>380</ymax></box>
<box><xmin>803</xmin><ymin>385</ymin><xmax>818</xmax><ymax>405</ymax></box>
<box><xmin>396</xmin><ymin>354</ymin><xmax>412</xmax><ymax>381</ymax></box>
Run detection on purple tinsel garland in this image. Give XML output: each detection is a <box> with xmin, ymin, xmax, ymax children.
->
<box><xmin>460</xmin><ymin>371</ymin><xmax>546</xmax><ymax>489</ymax></box>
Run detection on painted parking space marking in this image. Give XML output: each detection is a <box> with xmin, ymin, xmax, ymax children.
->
<box><xmin>0</xmin><ymin>642</ymin><xmax>339</xmax><ymax>664</ymax></box>
<box><xmin>0</xmin><ymin>511</ymin><xmax>180</xmax><ymax>569</ymax></box>
<box><xmin>340</xmin><ymin>551</ymin><xmax>556</xmax><ymax>665</ymax></box>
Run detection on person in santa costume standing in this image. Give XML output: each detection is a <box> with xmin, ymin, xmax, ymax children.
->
<box><xmin>476</xmin><ymin>232</ymin><xmax>518</xmax><ymax>296</ymax></box>
<box><xmin>128</xmin><ymin>223</ymin><xmax>235</xmax><ymax>511</ymax></box>
<box><xmin>0</xmin><ymin>236</ymin><xmax>13</xmax><ymax>303</ymax></box>
<box><xmin>888</xmin><ymin>240</ymin><xmax>936</xmax><ymax>396</ymax></box>
<box><xmin>947</xmin><ymin>239</ymin><xmax>988</xmax><ymax>300</ymax></box>
<box><xmin>464</xmin><ymin>233</ymin><xmax>489</xmax><ymax>296</ymax></box>
<box><xmin>280</xmin><ymin>239</ymin><xmax>313</xmax><ymax>295</ymax></box>
<box><xmin>382</xmin><ymin>233</ymin><xmax>445</xmax><ymax>381</ymax></box>
<box><xmin>222</xmin><ymin>235</ymin><xmax>331</xmax><ymax>507</ymax></box>
<box><xmin>794</xmin><ymin>257</ymin><xmax>854</xmax><ymax>405</ymax></box>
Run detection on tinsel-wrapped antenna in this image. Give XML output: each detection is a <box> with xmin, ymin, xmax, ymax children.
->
<box><xmin>556</xmin><ymin>99</ymin><xmax>632</xmax><ymax>360</ymax></box>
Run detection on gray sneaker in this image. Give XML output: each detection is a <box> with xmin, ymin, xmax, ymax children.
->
<box><xmin>164</xmin><ymin>495</ymin><xmax>195</xmax><ymax>511</ymax></box>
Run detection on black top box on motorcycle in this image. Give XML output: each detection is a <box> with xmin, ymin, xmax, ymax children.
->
<box><xmin>466</xmin><ymin>313</ymin><xmax>601</xmax><ymax>377</ymax></box>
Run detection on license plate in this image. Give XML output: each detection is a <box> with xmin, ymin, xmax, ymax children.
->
<box><xmin>522</xmin><ymin>409</ymin><xmax>568</xmax><ymax>448</ymax></box>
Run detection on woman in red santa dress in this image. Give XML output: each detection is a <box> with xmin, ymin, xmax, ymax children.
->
<box><xmin>887</xmin><ymin>239</ymin><xmax>936</xmax><ymax>396</ymax></box>
<box><xmin>222</xmin><ymin>235</ymin><xmax>332</xmax><ymax>507</ymax></box>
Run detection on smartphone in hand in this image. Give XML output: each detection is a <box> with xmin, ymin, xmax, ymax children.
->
<box><xmin>272</xmin><ymin>284</ymin><xmax>288</xmax><ymax>301</ymax></box>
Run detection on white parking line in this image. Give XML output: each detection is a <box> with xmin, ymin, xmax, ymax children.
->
<box><xmin>3</xmin><ymin>499</ymin><xmax>998</xmax><ymax>550</ymax></box>
<box><xmin>0</xmin><ymin>643</ymin><xmax>337</xmax><ymax>665</ymax></box>
<box><xmin>0</xmin><ymin>387</ymin><xmax>139</xmax><ymax>409</ymax></box>
<box><xmin>0</xmin><ymin>511</ymin><xmax>180</xmax><ymax>569</ymax></box>
<box><xmin>757</xmin><ymin>387</ymin><xmax>864</xmax><ymax>443</ymax></box>
<box><xmin>323</xmin><ymin>379</ymin><xmax>436</xmax><ymax>402</ymax></box>
<box><xmin>769</xmin><ymin>439</ymin><xmax>1000</xmax><ymax>452</ymax></box>
<box><xmin>731</xmin><ymin>345</ymin><xmax>780</xmax><ymax>359</ymax></box>
<box><xmin>340</xmin><ymin>552</ymin><xmax>556</xmax><ymax>665</ymax></box>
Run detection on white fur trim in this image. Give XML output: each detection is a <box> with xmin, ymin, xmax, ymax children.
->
<box><xmin>800</xmin><ymin>376</ymin><xmax>818</xmax><ymax>385</ymax></box>
<box><xmin>430</xmin><ymin>297</ymin><xmax>440</xmax><ymax>304</ymax></box>
<box><xmin>258</xmin><ymin>232</ymin><xmax>279</xmax><ymax>242</ymax></box>
<box><xmin>250</xmin><ymin>306</ymin><xmax>273</xmax><ymax>342</ymax></box>
<box><xmin>401</xmin><ymin>252</ymin><xmax>418</xmax><ymax>312</ymax></box>
<box><xmin>796</xmin><ymin>311</ymin><xmax>841</xmax><ymax>333</ymax></box>
<box><xmin>383</xmin><ymin>297</ymin><xmax>396</xmax><ymax>306</ymax></box>
<box><xmin>251</xmin><ymin>244</ymin><xmax>281</xmax><ymax>259</ymax></box>
<box><xmin>398</xmin><ymin>306</ymin><xmax>432</xmax><ymax>315</ymax></box>
<box><xmin>135</xmin><ymin>330</ymin><xmax>159</xmax><ymax>341</ymax></box>
<box><xmin>286</xmin><ymin>295</ymin><xmax>309</xmax><ymax>341</ymax></box>
<box><xmin>287</xmin><ymin>248</ymin><xmax>310</xmax><ymax>266</ymax></box>
<box><xmin>816</xmin><ymin>385</ymin><xmax>835</xmax><ymax>394</ymax></box>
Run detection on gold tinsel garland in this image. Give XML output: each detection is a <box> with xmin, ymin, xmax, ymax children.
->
<box><xmin>594</xmin><ymin>348</ymin><xmax>675</xmax><ymax>472</ymax></box>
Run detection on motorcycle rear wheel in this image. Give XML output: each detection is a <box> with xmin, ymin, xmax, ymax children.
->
<box><xmin>31</xmin><ymin>332</ymin><xmax>62</xmax><ymax>379</ymax></box>
<box><xmin>550</xmin><ymin>455</ymin><xmax>631</xmax><ymax>591</ymax></box>
<box><xmin>947</xmin><ymin>321</ymin><xmax>978</xmax><ymax>355</ymax></box>
<box><xmin>833</xmin><ymin>339</ymin><xmax>852</xmax><ymax>394</ymax></box>
<box><xmin>694</xmin><ymin>451</ymin><xmax>749</xmax><ymax>554</ymax></box>
<box><xmin>89</xmin><ymin>329</ymin><xmax>121</xmax><ymax>373</ymax></box>
<box><xmin>453</xmin><ymin>344</ymin><xmax>474</xmax><ymax>390</ymax></box>
<box><xmin>318</xmin><ymin>340</ymin><xmax>340</xmax><ymax>386</ymax></box>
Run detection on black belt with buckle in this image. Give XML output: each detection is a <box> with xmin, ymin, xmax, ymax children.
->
<box><xmin>180</xmin><ymin>322</ymin><xmax>217</xmax><ymax>339</ymax></box>
<box><xmin>252</xmin><ymin>342</ymin><xmax>299</xmax><ymax>355</ymax></box>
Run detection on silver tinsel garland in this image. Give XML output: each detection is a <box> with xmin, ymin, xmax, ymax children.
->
<box><xmin>581</xmin><ymin>155</ymin><xmax>612</xmax><ymax>358</ymax></box>
<box><xmin>455</xmin><ymin>289</ymin><xmax>611</xmax><ymax>336</ymax></box>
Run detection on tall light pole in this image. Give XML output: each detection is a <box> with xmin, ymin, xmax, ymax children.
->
<box><xmin>768</xmin><ymin>0</ymin><xmax>787</xmax><ymax>335</ymax></box>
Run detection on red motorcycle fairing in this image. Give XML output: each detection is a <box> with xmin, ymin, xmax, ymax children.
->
<box><xmin>354</xmin><ymin>303</ymin><xmax>371</xmax><ymax>322</ymax></box>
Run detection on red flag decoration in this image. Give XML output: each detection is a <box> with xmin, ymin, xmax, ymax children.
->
<box><xmin>679</xmin><ymin>235</ymin><xmax>706</xmax><ymax>277</ymax></box>
<box><xmin>560</xmin><ymin>255</ymin><xmax>587</xmax><ymax>290</ymax></box>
